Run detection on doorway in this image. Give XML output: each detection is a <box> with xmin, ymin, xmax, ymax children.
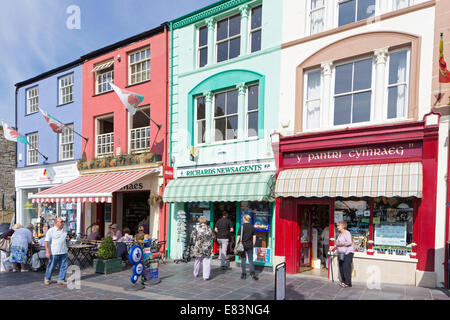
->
<box><xmin>122</xmin><ymin>192</ymin><xmax>150</xmax><ymax>235</ymax></box>
<box><xmin>213</xmin><ymin>202</ymin><xmax>237</xmax><ymax>256</ymax></box>
<box><xmin>297</xmin><ymin>204</ymin><xmax>329</xmax><ymax>276</ymax></box>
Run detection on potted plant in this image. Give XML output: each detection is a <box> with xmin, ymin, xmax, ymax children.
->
<box><xmin>93</xmin><ymin>236</ymin><xmax>122</xmax><ymax>274</ymax></box>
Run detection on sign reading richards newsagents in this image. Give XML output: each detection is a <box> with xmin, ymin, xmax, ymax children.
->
<box><xmin>177</xmin><ymin>162</ymin><xmax>276</xmax><ymax>178</ymax></box>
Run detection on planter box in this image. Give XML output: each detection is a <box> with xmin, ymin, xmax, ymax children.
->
<box><xmin>93</xmin><ymin>258</ymin><xmax>123</xmax><ymax>274</ymax></box>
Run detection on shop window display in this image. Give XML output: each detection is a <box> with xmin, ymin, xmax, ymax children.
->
<box><xmin>334</xmin><ymin>198</ymin><xmax>370</xmax><ymax>252</ymax></box>
<box><xmin>373</xmin><ymin>197</ymin><xmax>413</xmax><ymax>256</ymax></box>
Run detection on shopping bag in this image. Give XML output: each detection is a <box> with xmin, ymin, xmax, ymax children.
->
<box><xmin>0</xmin><ymin>238</ymin><xmax>11</xmax><ymax>253</ymax></box>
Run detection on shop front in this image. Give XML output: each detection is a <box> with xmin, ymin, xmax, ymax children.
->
<box><xmin>164</xmin><ymin>161</ymin><xmax>276</xmax><ymax>270</ymax></box>
<box><xmin>15</xmin><ymin>161</ymin><xmax>81</xmax><ymax>236</ymax></box>
<box><xmin>272</xmin><ymin>113</ymin><xmax>440</xmax><ymax>287</ymax></box>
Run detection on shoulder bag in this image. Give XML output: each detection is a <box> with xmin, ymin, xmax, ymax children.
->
<box><xmin>234</xmin><ymin>225</ymin><xmax>245</xmax><ymax>255</ymax></box>
<box><xmin>0</xmin><ymin>238</ymin><xmax>11</xmax><ymax>253</ymax></box>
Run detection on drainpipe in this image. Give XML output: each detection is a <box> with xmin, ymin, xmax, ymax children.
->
<box><xmin>167</xmin><ymin>21</ymin><xmax>174</xmax><ymax>259</ymax></box>
<box><xmin>162</xmin><ymin>23</ymin><xmax>169</xmax><ymax>249</ymax></box>
<box><xmin>13</xmin><ymin>86</ymin><xmax>18</xmax><ymax>226</ymax></box>
<box><xmin>445</xmin><ymin>127</ymin><xmax>450</xmax><ymax>289</ymax></box>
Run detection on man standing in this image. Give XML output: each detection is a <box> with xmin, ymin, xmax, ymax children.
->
<box><xmin>44</xmin><ymin>218</ymin><xmax>69</xmax><ymax>285</ymax></box>
<box><xmin>214</xmin><ymin>212</ymin><xmax>234</xmax><ymax>270</ymax></box>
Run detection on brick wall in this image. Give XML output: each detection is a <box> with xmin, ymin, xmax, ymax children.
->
<box><xmin>0</xmin><ymin>127</ymin><xmax>16</xmax><ymax>211</ymax></box>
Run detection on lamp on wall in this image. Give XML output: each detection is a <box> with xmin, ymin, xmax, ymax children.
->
<box><xmin>117</xmin><ymin>54</ymin><xmax>121</xmax><ymax>62</ymax></box>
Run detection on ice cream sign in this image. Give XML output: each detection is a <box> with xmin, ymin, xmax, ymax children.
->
<box><xmin>283</xmin><ymin>142</ymin><xmax>422</xmax><ymax>166</ymax></box>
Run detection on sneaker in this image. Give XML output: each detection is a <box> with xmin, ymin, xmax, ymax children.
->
<box><xmin>57</xmin><ymin>281</ymin><xmax>68</xmax><ymax>285</ymax></box>
<box><xmin>21</xmin><ymin>269</ymin><xmax>29</xmax><ymax>273</ymax></box>
<box><xmin>44</xmin><ymin>279</ymin><xmax>50</xmax><ymax>285</ymax></box>
<box><xmin>12</xmin><ymin>269</ymin><xmax>17</xmax><ymax>273</ymax></box>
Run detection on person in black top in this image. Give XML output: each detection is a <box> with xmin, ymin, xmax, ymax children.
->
<box><xmin>236</xmin><ymin>214</ymin><xmax>258</xmax><ymax>280</ymax></box>
<box><xmin>214</xmin><ymin>212</ymin><xmax>234</xmax><ymax>270</ymax></box>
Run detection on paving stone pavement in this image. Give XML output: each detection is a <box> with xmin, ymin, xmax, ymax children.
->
<box><xmin>0</xmin><ymin>259</ymin><xmax>449</xmax><ymax>300</ymax></box>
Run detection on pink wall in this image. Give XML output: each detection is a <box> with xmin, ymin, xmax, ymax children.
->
<box><xmin>82</xmin><ymin>30</ymin><xmax>169</xmax><ymax>165</ymax></box>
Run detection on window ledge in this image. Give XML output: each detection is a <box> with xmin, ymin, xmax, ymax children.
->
<box><xmin>126</xmin><ymin>79</ymin><xmax>151</xmax><ymax>88</ymax></box>
<box><xmin>57</xmin><ymin>101</ymin><xmax>74</xmax><ymax>108</ymax></box>
<box><xmin>196</xmin><ymin>137</ymin><xmax>261</xmax><ymax>148</ymax></box>
<box><xmin>24</xmin><ymin>111</ymin><xmax>39</xmax><ymax>117</ymax></box>
<box><xmin>92</xmin><ymin>90</ymin><xmax>113</xmax><ymax>97</ymax></box>
<box><xmin>353</xmin><ymin>251</ymin><xmax>417</xmax><ymax>262</ymax></box>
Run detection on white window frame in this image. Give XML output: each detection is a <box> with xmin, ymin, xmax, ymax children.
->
<box><xmin>26</xmin><ymin>133</ymin><xmax>38</xmax><ymax>165</ymax></box>
<box><xmin>95</xmin><ymin>114</ymin><xmax>114</xmax><ymax>157</ymax></box>
<box><xmin>384</xmin><ymin>48</ymin><xmax>410</xmax><ymax>121</ymax></box>
<box><xmin>194</xmin><ymin>96</ymin><xmax>207</xmax><ymax>145</ymax></box>
<box><xmin>128</xmin><ymin>105</ymin><xmax>150</xmax><ymax>153</ymax></box>
<box><xmin>393</xmin><ymin>0</ymin><xmax>413</xmax><ymax>10</ymax></box>
<box><xmin>213</xmin><ymin>88</ymin><xmax>239</xmax><ymax>142</ymax></box>
<box><xmin>303</xmin><ymin>69</ymin><xmax>323</xmax><ymax>131</ymax></box>
<box><xmin>95</xmin><ymin>61</ymin><xmax>114</xmax><ymax>95</ymax></box>
<box><xmin>197</xmin><ymin>26</ymin><xmax>208</xmax><ymax>68</ymax></box>
<box><xmin>128</xmin><ymin>47</ymin><xmax>151</xmax><ymax>85</ymax></box>
<box><xmin>215</xmin><ymin>13</ymin><xmax>241</xmax><ymax>63</ymax></box>
<box><xmin>59</xmin><ymin>124</ymin><xmax>74</xmax><ymax>161</ymax></box>
<box><xmin>249</xmin><ymin>5</ymin><xmax>263</xmax><ymax>53</ymax></box>
<box><xmin>245</xmin><ymin>83</ymin><xmax>259</xmax><ymax>138</ymax></box>
<box><xmin>26</xmin><ymin>86</ymin><xmax>39</xmax><ymax>114</ymax></box>
<box><xmin>59</xmin><ymin>73</ymin><xmax>74</xmax><ymax>105</ymax></box>
<box><xmin>308</xmin><ymin>0</ymin><xmax>326</xmax><ymax>36</ymax></box>
<box><xmin>336</xmin><ymin>0</ymin><xmax>377</xmax><ymax>28</ymax></box>
<box><xmin>330</xmin><ymin>56</ymin><xmax>376</xmax><ymax>128</ymax></box>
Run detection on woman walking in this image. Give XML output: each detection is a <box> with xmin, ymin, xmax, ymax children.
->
<box><xmin>336</xmin><ymin>221</ymin><xmax>354</xmax><ymax>288</ymax></box>
<box><xmin>236</xmin><ymin>214</ymin><xmax>258</xmax><ymax>280</ymax></box>
<box><xmin>9</xmin><ymin>224</ymin><xmax>33</xmax><ymax>272</ymax></box>
<box><xmin>191</xmin><ymin>216</ymin><xmax>213</xmax><ymax>280</ymax></box>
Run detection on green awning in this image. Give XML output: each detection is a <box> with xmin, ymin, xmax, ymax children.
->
<box><xmin>163</xmin><ymin>172</ymin><xmax>275</xmax><ymax>203</ymax></box>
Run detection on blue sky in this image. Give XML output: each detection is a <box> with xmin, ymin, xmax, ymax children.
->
<box><xmin>0</xmin><ymin>0</ymin><xmax>218</xmax><ymax>127</ymax></box>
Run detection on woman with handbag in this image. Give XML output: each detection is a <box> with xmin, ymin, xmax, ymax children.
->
<box><xmin>336</xmin><ymin>221</ymin><xmax>354</xmax><ymax>288</ymax></box>
<box><xmin>0</xmin><ymin>228</ymin><xmax>15</xmax><ymax>272</ymax></box>
<box><xmin>191</xmin><ymin>216</ymin><xmax>213</xmax><ymax>280</ymax></box>
<box><xmin>236</xmin><ymin>214</ymin><xmax>258</xmax><ymax>280</ymax></box>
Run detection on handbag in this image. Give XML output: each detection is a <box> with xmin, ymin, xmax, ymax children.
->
<box><xmin>0</xmin><ymin>238</ymin><xmax>11</xmax><ymax>253</ymax></box>
<box><xmin>234</xmin><ymin>225</ymin><xmax>245</xmax><ymax>255</ymax></box>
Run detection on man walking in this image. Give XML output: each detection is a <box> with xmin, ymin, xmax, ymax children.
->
<box><xmin>44</xmin><ymin>218</ymin><xmax>69</xmax><ymax>285</ymax></box>
<box><xmin>214</xmin><ymin>212</ymin><xmax>234</xmax><ymax>270</ymax></box>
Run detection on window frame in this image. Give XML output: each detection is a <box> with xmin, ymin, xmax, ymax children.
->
<box><xmin>245</xmin><ymin>83</ymin><xmax>260</xmax><ymax>138</ymax></box>
<box><xmin>128</xmin><ymin>105</ymin><xmax>151</xmax><ymax>153</ymax></box>
<box><xmin>249</xmin><ymin>4</ymin><xmax>263</xmax><ymax>53</ymax></box>
<box><xmin>212</xmin><ymin>88</ymin><xmax>239</xmax><ymax>143</ymax></box>
<box><xmin>26</xmin><ymin>132</ymin><xmax>39</xmax><ymax>166</ymax></box>
<box><xmin>197</xmin><ymin>26</ymin><xmax>209</xmax><ymax>68</ymax></box>
<box><xmin>330</xmin><ymin>55</ymin><xmax>376</xmax><ymax>128</ymax></box>
<box><xmin>194</xmin><ymin>95</ymin><xmax>207</xmax><ymax>145</ymax></box>
<box><xmin>26</xmin><ymin>86</ymin><xmax>39</xmax><ymax>115</ymax></box>
<box><xmin>215</xmin><ymin>13</ymin><xmax>242</xmax><ymax>63</ymax></box>
<box><xmin>95</xmin><ymin>114</ymin><xmax>114</xmax><ymax>157</ymax></box>
<box><xmin>95</xmin><ymin>61</ymin><xmax>114</xmax><ymax>95</ymax></box>
<box><xmin>58</xmin><ymin>73</ymin><xmax>74</xmax><ymax>105</ymax></box>
<box><xmin>128</xmin><ymin>47</ymin><xmax>151</xmax><ymax>86</ymax></box>
<box><xmin>336</xmin><ymin>0</ymin><xmax>376</xmax><ymax>28</ymax></box>
<box><xmin>308</xmin><ymin>0</ymin><xmax>326</xmax><ymax>36</ymax></box>
<box><xmin>59</xmin><ymin>124</ymin><xmax>74</xmax><ymax>161</ymax></box>
<box><xmin>303</xmin><ymin>68</ymin><xmax>323</xmax><ymax>131</ymax></box>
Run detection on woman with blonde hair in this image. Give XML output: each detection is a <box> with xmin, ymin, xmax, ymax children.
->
<box><xmin>88</xmin><ymin>224</ymin><xmax>101</xmax><ymax>242</ymax></box>
<box><xmin>336</xmin><ymin>221</ymin><xmax>354</xmax><ymax>288</ymax></box>
<box><xmin>9</xmin><ymin>223</ymin><xmax>33</xmax><ymax>272</ymax></box>
<box><xmin>191</xmin><ymin>216</ymin><xmax>213</xmax><ymax>280</ymax></box>
<box><xmin>236</xmin><ymin>214</ymin><xmax>258</xmax><ymax>280</ymax></box>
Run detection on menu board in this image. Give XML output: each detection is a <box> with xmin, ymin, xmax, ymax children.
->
<box><xmin>374</xmin><ymin>222</ymin><xmax>407</xmax><ymax>246</ymax></box>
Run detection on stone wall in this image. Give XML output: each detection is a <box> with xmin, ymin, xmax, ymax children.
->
<box><xmin>0</xmin><ymin>127</ymin><xmax>16</xmax><ymax>211</ymax></box>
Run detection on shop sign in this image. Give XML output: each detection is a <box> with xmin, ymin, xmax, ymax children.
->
<box><xmin>164</xmin><ymin>166</ymin><xmax>174</xmax><ymax>180</ymax></box>
<box><xmin>283</xmin><ymin>142</ymin><xmax>422</xmax><ymax>166</ymax></box>
<box><xmin>38</xmin><ymin>168</ymin><xmax>53</xmax><ymax>182</ymax></box>
<box><xmin>177</xmin><ymin>162</ymin><xmax>275</xmax><ymax>178</ymax></box>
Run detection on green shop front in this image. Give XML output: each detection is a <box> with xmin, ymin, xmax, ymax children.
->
<box><xmin>163</xmin><ymin>162</ymin><xmax>276</xmax><ymax>270</ymax></box>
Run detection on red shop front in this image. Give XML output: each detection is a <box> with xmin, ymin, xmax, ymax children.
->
<box><xmin>271</xmin><ymin>113</ymin><xmax>440</xmax><ymax>287</ymax></box>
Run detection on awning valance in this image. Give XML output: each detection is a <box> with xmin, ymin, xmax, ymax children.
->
<box><xmin>91</xmin><ymin>60</ymin><xmax>114</xmax><ymax>73</ymax></box>
<box><xmin>31</xmin><ymin>169</ymin><xmax>160</xmax><ymax>204</ymax></box>
<box><xmin>275</xmin><ymin>162</ymin><xmax>422</xmax><ymax>198</ymax></box>
<box><xmin>163</xmin><ymin>172</ymin><xmax>275</xmax><ymax>203</ymax></box>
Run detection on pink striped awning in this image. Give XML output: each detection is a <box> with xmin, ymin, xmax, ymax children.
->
<box><xmin>30</xmin><ymin>169</ymin><xmax>160</xmax><ymax>204</ymax></box>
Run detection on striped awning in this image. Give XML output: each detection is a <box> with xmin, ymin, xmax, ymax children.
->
<box><xmin>91</xmin><ymin>60</ymin><xmax>114</xmax><ymax>73</ymax></box>
<box><xmin>163</xmin><ymin>172</ymin><xmax>275</xmax><ymax>203</ymax></box>
<box><xmin>31</xmin><ymin>169</ymin><xmax>160</xmax><ymax>204</ymax></box>
<box><xmin>275</xmin><ymin>162</ymin><xmax>422</xmax><ymax>198</ymax></box>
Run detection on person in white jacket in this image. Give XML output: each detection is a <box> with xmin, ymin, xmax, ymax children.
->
<box><xmin>321</xmin><ymin>226</ymin><xmax>329</xmax><ymax>269</ymax></box>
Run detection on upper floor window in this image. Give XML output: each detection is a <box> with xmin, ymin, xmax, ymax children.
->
<box><xmin>93</xmin><ymin>60</ymin><xmax>114</xmax><ymax>94</ymax></box>
<box><xmin>216</xmin><ymin>14</ymin><xmax>241</xmax><ymax>63</ymax></box>
<box><xmin>96</xmin><ymin>115</ymin><xmax>114</xmax><ymax>156</ymax></box>
<box><xmin>395</xmin><ymin>0</ymin><xmax>412</xmax><ymax>10</ymax></box>
<box><xmin>305</xmin><ymin>70</ymin><xmax>322</xmax><ymax>129</ymax></box>
<box><xmin>214</xmin><ymin>89</ymin><xmax>238</xmax><ymax>141</ymax></box>
<box><xmin>195</xmin><ymin>96</ymin><xmax>206</xmax><ymax>144</ymax></box>
<box><xmin>129</xmin><ymin>106</ymin><xmax>150</xmax><ymax>153</ymax></box>
<box><xmin>59</xmin><ymin>124</ymin><xmax>74</xmax><ymax>161</ymax></box>
<box><xmin>310</xmin><ymin>0</ymin><xmax>326</xmax><ymax>35</ymax></box>
<box><xmin>26</xmin><ymin>133</ymin><xmax>38</xmax><ymax>165</ymax></box>
<box><xmin>338</xmin><ymin>0</ymin><xmax>375</xmax><ymax>27</ymax></box>
<box><xmin>198</xmin><ymin>26</ymin><xmax>208</xmax><ymax>68</ymax></box>
<box><xmin>247</xmin><ymin>84</ymin><xmax>259</xmax><ymax>137</ymax></box>
<box><xmin>26</xmin><ymin>86</ymin><xmax>39</xmax><ymax>114</ymax></box>
<box><xmin>250</xmin><ymin>5</ymin><xmax>262</xmax><ymax>53</ymax></box>
<box><xmin>387</xmin><ymin>50</ymin><xmax>409</xmax><ymax>119</ymax></box>
<box><xmin>59</xmin><ymin>74</ymin><xmax>74</xmax><ymax>105</ymax></box>
<box><xmin>129</xmin><ymin>47</ymin><xmax>150</xmax><ymax>85</ymax></box>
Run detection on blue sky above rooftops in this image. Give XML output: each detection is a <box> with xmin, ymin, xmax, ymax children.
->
<box><xmin>0</xmin><ymin>0</ymin><xmax>218</xmax><ymax>127</ymax></box>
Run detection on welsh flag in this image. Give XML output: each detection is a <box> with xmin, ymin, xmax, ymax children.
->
<box><xmin>39</xmin><ymin>108</ymin><xmax>65</xmax><ymax>133</ymax></box>
<box><xmin>439</xmin><ymin>34</ymin><xmax>450</xmax><ymax>83</ymax></box>
<box><xmin>109</xmin><ymin>81</ymin><xmax>144</xmax><ymax>116</ymax></box>
<box><xmin>2</xmin><ymin>120</ymin><xmax>29</xmax><ymax>144</ymax></box>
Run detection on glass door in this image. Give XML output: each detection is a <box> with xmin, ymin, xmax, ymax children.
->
<box><xmin>298</xmin><ymin>205</ymin><xmax>312</xmax><ymax>271</ymax></box>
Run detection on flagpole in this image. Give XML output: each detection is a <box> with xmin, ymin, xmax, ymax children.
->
<box><xmin>138</xmin><ymin>108</ymin><xmax>162</xmax><ymax>130</ymax></box>
<box><xmin>66</xmin><ymin>126</ymin><xmax>89</xmax><ymax>142</ymax></box>
<box><xmin>28</xmin><ymin>143</ymin><xmax>48</xmax><ymax>161</ymax></box>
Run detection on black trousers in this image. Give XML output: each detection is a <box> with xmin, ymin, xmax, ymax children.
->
<box><xmin>338</xmin><ymin>253</ymin><xmax>353</xmax><ymax>286</ymax></box>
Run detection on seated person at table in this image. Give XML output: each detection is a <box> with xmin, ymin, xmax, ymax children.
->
<box><xmin>107</xmin><ymin>224</ymin><xmax>122</xmax><ymax>241</ymax></box>
<box><xmin>135</xmin><ymin>225</ymin><xmax>146</xmax><ymax>242</ymax></box>
<box><xmin>116</xmin><ymin>228</ymin><xmax>133</xmax><ymax>261</ymax></box>
<box><xmin>88</xmin><ymin>224</ymin><xmax>101</xmax><ymax>242</ymax></box>
<box><xmin>31</xmin><ymin>236</ymin><xmax>47</xmax><ymax>271</ymax></box>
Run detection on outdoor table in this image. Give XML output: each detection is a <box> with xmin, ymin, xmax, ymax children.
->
<box><xmin>67</xmin><ymin>244</ymin><xmax>96</xmax><ymax>268</ymax></box>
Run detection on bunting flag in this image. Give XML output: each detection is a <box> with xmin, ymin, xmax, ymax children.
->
<box><xmin>439</xmin><ymin>33</ymin><xmax>450</xmax><ymax>83</ymax></box>
<box><xmin>2</xmin><ymin>120</ymin><xmax>29</xmax><ymax>145</ymax></box>
<box><xmin>109</xmin><ymin>81</ymin><xmax>144</xmax><ymax>116</ymax></box>
<box><xmin>39</xmin><ymin>108</ymin><xmax>65</xmax><ymax>133</ymax></box>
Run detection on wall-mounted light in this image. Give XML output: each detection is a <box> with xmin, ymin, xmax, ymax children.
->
<box><xmin>117</xmin><ymin>54</ymin><xmax>121</xmax><ymax>62</ymax></box>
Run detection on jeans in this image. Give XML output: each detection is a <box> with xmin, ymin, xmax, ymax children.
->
<box><xmin>241</xmin><ymin>248</ymin><xmax>255</xmax><ymax>275</ymax></box>
<box><xmin>338</xmin><ymin>252</ymin><xmax>353</xmax><ymax>286</ymax></box>
<box><xmin>217</xmin><ymin>239</ymin><xmax>229</xmax><ymax>267</ymax></box>
<box><xmin>45</xmin><ymin>254</ymin><xmax>68</xmax><ymax>282</ymax></box>
<box><xmin>193</xmin><ymin>257</ymin><xmax>211</xmax><ymax>280</ymax></box>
